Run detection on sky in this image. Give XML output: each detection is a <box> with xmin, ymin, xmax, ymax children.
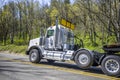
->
<box><xmin>39</xmin><ymin>0</ymin><xmax>74</xmax><ymax>6</ymax></box>
<box><xmin>0</xmin><ymin>0</ymin><xmax>5</xmax><ymax>8</ymax></box>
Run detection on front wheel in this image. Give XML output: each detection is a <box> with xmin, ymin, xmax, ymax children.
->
<box><xmin>29</xmin><ymin>49</ymin><xmax>41</xmax><ymax>63</ymax></box>
<box><xmin>101</xmin><ymin>55</ymin><xmax>120</xmax><ymax>76</ymax></box>
<box><xmin>74</xmin><ymin>50</ymin><xmax>93</xmax><ymax>69</ymax></box>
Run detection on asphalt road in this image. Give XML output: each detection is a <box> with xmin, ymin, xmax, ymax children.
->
<box><xmin>0</xmin><ymin>52</ymin><xmax>119</xmax><ymax>80</ymax></box>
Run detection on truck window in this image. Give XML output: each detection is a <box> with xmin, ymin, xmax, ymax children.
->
<box><xmin>46</xmin><ymin>30</ymin><xmax>54</xmax><ymax>38</ymax></box>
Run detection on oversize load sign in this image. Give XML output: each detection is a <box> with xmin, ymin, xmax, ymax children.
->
<box><xmin>60</xmin><ymin>19</ymin><xmax>75</xmax><ymax>30</ymax></box>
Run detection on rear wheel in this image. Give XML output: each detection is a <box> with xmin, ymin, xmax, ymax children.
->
<box><xmin>101</xmin><ymin>55</ymin><xmax>120</xmax><ymax>76</ymax></box>
<box><xmin>75</xmin><ymin>50</ymin><xmax>93</xmax><ymax>69</ymax></box>
<box><xmin>29</xmin><ymin>49</ymin><xmax>41</xmax><ymax>63</ymax></box>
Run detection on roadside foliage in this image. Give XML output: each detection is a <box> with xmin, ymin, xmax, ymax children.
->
<box><xmin>0</xmin><ymin>0</ymin><xmax>120</xmax><ymax>52</ymax></box>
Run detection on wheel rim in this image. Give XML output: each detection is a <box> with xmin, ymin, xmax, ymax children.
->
<box><xmin>78</xmin><ymin>54</ymin><xmax>89</xmax><ymax>65</ymax></box>
<box><xmin>105</xmin><ymin>59</ymin><xmax>119</xmax><ymax>73</ymax></box>
<box><xmin>31</xmin><ymin>51</ymin><xmax>37</xmax><ymax>61</ymax></box>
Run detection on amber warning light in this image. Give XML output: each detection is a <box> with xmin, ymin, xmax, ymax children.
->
<box><xmin>60</xmin><ymin>19</ymin><xmax>75</xmax><ymax>30</ymax></box>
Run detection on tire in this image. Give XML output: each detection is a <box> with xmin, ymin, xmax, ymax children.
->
<box><xmin>29</xmin><ymin>49</ymin><xmax>41</xmax><ymax>63</ymax></box>
<box><xmin>75</xmin><ymin>50</ymin><xmax>93</xmax><ymax>69</ymax></box>
<box><xmin>47</xmin><ymin>59</ymin><xmax>55</xmax><ymax>63</ymax></box>
<box><xmin>101</xmin><ymin>55</ymin><xmax>120</xmax><ymax>76</ymax></box>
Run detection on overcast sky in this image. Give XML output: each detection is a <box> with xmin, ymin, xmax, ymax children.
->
<box><xmin>39</xmin><ymin>0</ymin><xmax>74</xmax><ymax>5</ymax></box>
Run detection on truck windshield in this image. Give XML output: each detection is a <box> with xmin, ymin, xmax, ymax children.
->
<box><xmin>46</xmin><ymin>30</ymin><xmax>54</xmax><ymax>38</ymax></box>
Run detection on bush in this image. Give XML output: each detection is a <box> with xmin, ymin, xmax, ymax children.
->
<box><xmin>14</xmin><ymin>39</ymin><xmax>28</xmax><ymax>45</ymax></box>
<box><xmin>0</xmin><ymin>44</ymin><xmax>27</xmax><ymax>55</ymax></box>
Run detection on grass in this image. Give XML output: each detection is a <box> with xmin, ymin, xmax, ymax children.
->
<box><xmin>0</xmin><ymin>44</ymin><xmax>27</xmax><ymax>55</ymax></box>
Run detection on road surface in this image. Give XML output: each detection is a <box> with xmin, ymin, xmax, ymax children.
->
<box><xmin>0</xmin><ymin>52</ymin><xmax>119</xmax><ymax>80</ymax></box>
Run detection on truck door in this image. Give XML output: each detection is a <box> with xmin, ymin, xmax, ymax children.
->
<box><xmin>45</xmin><ymin>29</ymin><xmax>55</xmax><ymax>50</ymax></box>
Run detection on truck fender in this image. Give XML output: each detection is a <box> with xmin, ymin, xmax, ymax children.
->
<box><xmin>72</xmin><ymin>48</ymin><xmax>94</xmax><ymax>60</ymax></box>
<box><xmin>26</xmin><ymin>45</ymin><xmax>44</xmax><ymax>55</ymax></box>
<box><xmin>98</xmin><ymin>54</ymin><xmax>106</xmax><ymax>65</ymax></box>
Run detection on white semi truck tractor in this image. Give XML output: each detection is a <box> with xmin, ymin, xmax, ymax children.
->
<box><xmin>26</xmin><ymin>18</ymin><xmax>120</xmax><ymax>77</ymax></box>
